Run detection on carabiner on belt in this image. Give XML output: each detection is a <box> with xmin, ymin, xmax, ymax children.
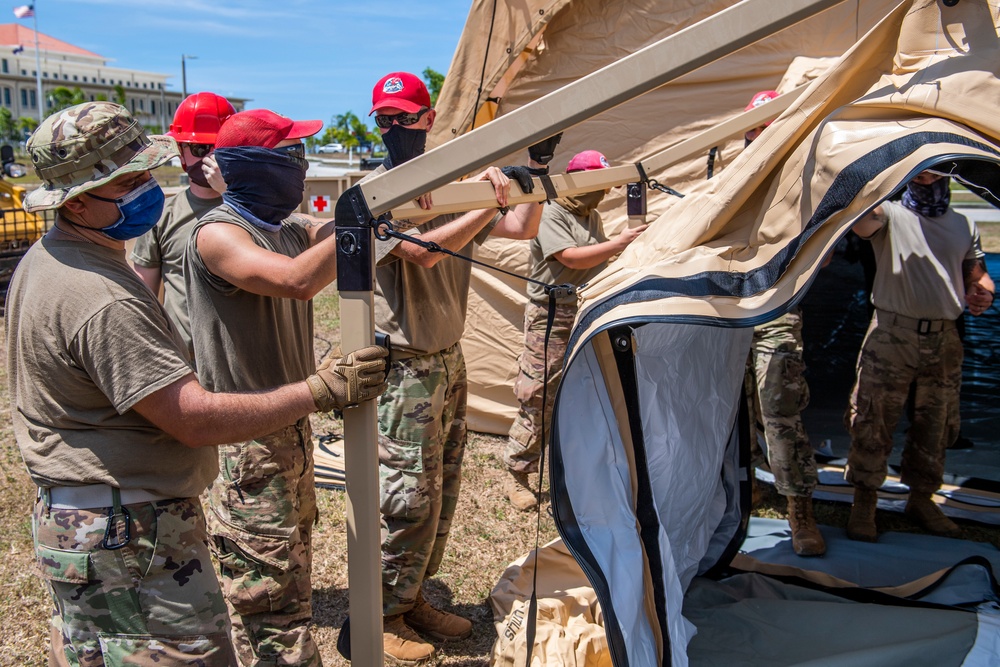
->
<box><xmin>102</xmin><ymin>487</ymin><xmax>132</xmax><ymax>550</ymax></box>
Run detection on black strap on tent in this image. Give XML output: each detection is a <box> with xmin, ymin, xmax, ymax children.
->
<box><xmin>707</xmin><ymin>146</ymin><xmax>718</xmax><ymax>179</ymax></box>
<box><xmin>635</xmin><ymin>160</ymin><xmax>686</xmax><ymax>199</ymax></box>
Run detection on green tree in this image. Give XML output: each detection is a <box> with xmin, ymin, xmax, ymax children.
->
<box><xmin>0</xmin><ymin>107</ymin><xmax>17</xmax><ymax>142</ymax></box>
<box><xmin>324</xmin><ymin>111</ymin><xmax>380</xmax><ymax>153</ymax></box>
<box><xmin>423</xmin><ymin>67</ymin><xmax>445</xmax><ymax>106</ymax></box>
<box><xmin>95</xmin><ymin>93</ymin><xmax>108</xmax><ymax>102</ymax></box>
<box><xmin>112</xmin><ymin>84</ymin><xmax>126</xmax><ymax>106</ymax></box>
<box><xmin>46</xmin><ymin>87</ymin><xmax>86</xmax><ymax>116</ymax></box>
<box><xmin>16</xmin><ymin>116</ymin><xmax>38</xmax><ymax>138</ymax></box>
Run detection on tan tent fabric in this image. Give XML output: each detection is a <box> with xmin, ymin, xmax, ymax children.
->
<box><xmin>545</xmin><ymin>1</ymin><xmax>1000</xmax><ymax>660</ymax></box>
<box><xmin>571</xmin><ymin>0</ymin><xmax>1000</xmax><ymax>347</ymax></box>
<box><xmin>436</xmin><ymin>0</ymin><xmax>902</xmax><ymax>433</ymax></box>
<box><xmin>490</xmin><ymin>538</ymin><xmax>610</xmax><ymax>666</ymax></box>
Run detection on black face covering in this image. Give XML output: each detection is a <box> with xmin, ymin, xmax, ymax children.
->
<box><xmin>184</xmin><ymin>159</ymin><xmax>212</xmax><ymax>188</ymax></box>
<box><xmin>381</xmin><ymin>125</ymin><xmax>427</xmax><ymax>170</ymax></box>
<box><xmin>214</xmin><ymin>146</ymin><xmax>307</xmax><ymax>225</ymax></box>
<box><xmin>902</xmin><ymin>176</ymin><xmax>951</xmax><ymax>218</ymax></box>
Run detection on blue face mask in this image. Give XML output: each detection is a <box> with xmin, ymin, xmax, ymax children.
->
<box><xmin>86</xmin><ymin>177</ymin><xmax>165</xmax><ymax>241</ymax></box>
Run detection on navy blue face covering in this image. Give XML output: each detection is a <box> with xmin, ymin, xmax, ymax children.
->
<box><xmin>902</xmin><ymin>176</ymin><xmax>951</xmax><ymax>218</ymax></box>
<box><xmin>214</xmin><ymin>146</ymin><xmax>307</xmax><ymax>225</ymax></box>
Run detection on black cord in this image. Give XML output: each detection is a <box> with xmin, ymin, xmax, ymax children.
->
<box><xmin>471</xmin><ymin>0</ymin><xmax>500</xmax><ymax>130</ymax></box>
<box><xmin>373</xmin><ymin>216</ymin><xmax>574</xmax><ymax>299</ymax></box>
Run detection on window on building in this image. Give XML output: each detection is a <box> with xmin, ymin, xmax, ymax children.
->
<box><xmin>89</xmin><ymin>95</ymin><xmax>94</xmax><ymax>101</ymax></box>
<box><xmin>46</xmin><ymin>97</ymin><xmax>51</xmax><ymax>109</ymax></box>
<box><xmin>42</xmin><ymin>72</ymin><xmax>47</xmax><ymax>78</ymax></box>
<box><xmin>157</xmin><ymin>83</ymin><xmax>163</xmax><ymax>90</ymax></box>
<box><xmin>131</xmin><ymin>98</ymin><xmax>135</xmax><ymax>112</ymax></box>
<box><xmin>73</xmin><ymin>75</ymin><xmax>78</xmax><ymax>81</ymax></box>
<box><xmin>126</xmin><ymin>81</ymin><xmax>131</xmax><ymax>87</ymax></box>
<box><xmin>82</xmin><ymin>76</ymin><xmax>87</xmax><ymax>82</ymax></box>
<box><xmin>30</xmin><ymin>90</ymin><xmax>36</xmax><ymax>108</ymax></box>
<box><xmin>20</xmin><ymin>89</ymin><xmax>27</xmax><ymax>107</ymax></box>
<box><xmin>4</xmin><ymin>88</ymin><xmax>11</xmax><ymax>107</ymax></box>
<box><xmin>142</xmin><ymin>82</ymin><xmax>147</xmax><ymax>89</ymax></box>
<box><xmin>101</xmin><ymin>78</ymin><xmax>106</xmax><ymax>84</ymax></box>
<box><xmin>20</xmin><ymin>69</ymin><xmax>25</xmax><ymax>76</ymax></box>
<box><xmin>63</xmin><ymin>74</ymin><xmax>68</xmax><ymax>80</ymax></box>
<box><xmin>31</xmin><ymin>70</ymin><xmax>35</xmax><ymax>76</ymax></box>
<box><xmin>150</xmin><ymin>100</ymin><xmax>156</xmax><ymax>115</ymax></box>
<box><xmin>1</xmin><ymin>59</ymin><xmax>7</xmax><ymax>74</ymax></box>
<box><xmin>139</xmin><ymin>99</ymin><xmax>144</xmax><ymax>111</ymax></box>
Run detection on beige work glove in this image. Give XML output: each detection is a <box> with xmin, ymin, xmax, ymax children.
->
<box><xmin>307</xmin><ymin>345</ymin><xmax>389</xmax><ymax>412</ymax></box>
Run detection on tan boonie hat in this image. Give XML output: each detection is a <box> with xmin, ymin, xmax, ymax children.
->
<box><xmin>24</xmin><ymin>102</ymin><xmax>177</xmax><ymax>212</ymax></box>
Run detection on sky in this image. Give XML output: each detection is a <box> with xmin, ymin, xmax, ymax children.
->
<box><xmin>17</xmin><ymin>0</ymin><xmax>474</xmax><ymax>131</ymax></box>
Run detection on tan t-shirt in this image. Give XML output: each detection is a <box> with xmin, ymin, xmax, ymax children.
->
<box><xmin>361</xmin><ymin>166</ymin><xmax>497</xmax><ymax>356</ymax></box>
<box><xmin>185</xmin><ymin>204</ymin><xmax>314</xmax><ymax>392</ymax></box>
<box><xmin>130</xmin><ymin>188</ymin><xmax>223</xmax><ymax>356</ymax></box>
<box><xmin>527</xmin><ymin>202</ymin><xmax>609</xmax><ymax>305</ymax></box>
<box><xmin>867</xmin><ymin>201</ymin><xmax>980</xmax><ymax>320</ymax></box>
<box><xmin>5</xmin><ymin>237</ymin><xmax>214</xmax><ymax>498</ymax></box>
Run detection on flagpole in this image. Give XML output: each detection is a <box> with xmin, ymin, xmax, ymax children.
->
<box><xmin>31</xmin><ymin>4</ymin><xmax>42</xmax><ymax>125</ymax></box>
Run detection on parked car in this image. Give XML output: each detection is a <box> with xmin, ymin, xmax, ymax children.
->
<box><xmin>316</xmin><ymin>142</ymin><xmax>345</xmax><ymax>154</ymax></box>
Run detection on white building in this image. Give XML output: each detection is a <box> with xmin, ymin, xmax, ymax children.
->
<box><xmin>0</xmin><ymin>24</ymin><xmax>244</xmax><ymax>131</ymax></box>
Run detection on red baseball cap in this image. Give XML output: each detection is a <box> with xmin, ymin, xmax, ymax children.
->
<box><xmin>370</xmin><ymin>72</ymin><xmax>431</xmax><ymax>115</ymax></box>
<box><xmin>567</xmin><ymin>150</ymin><xmax>611</xmax><ymax>173</ymax></box>
<box><xmin>215</xmin><ymin>109</ymin><xmax>322</xmax><ymax>149</ymax></box>
<box><xmin>745</xmin><ymin>90</ymin><xmax>779</xmax><ymax>128</ymax></box>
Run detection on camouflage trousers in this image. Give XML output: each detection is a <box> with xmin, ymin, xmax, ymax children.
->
<box><xmin>205</xmin><ymin>419</ymin><xmax>320</xmax><ymax>667</ymax></box>
<box><xmin>505</xmin><ymin>301</ymin><xmax>577</xmax><ymax>473</ymax></box>
<box><xmin>33</xmin><ymin>495</ymin><xmax>235</xmax><ymax>667</ymax></box>
<box><xmin>744</xmin><ymin>309</ymin><xmax>818</xmax><ymax>496</ymax></box>
<box><xmin>845</xmin><ymin>311</ymin><xmax>962</xmax><ymax>494</ymax></box>
<box><xmin>378</xmin><ymin>342</ymin><xmax>467</xmax><ymax>617</ymax></box>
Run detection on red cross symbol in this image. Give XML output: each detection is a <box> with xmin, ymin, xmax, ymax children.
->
<box><xmin>311</xmin><ymin>195</ymin><xmax>329</xmax><ymax>213</ymax></box>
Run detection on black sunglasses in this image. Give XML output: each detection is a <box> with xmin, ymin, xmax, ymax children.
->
<box><xmin>274</xmin><ymin>143</ymin><xmax>306</xmax><ymax>159</ymax></box>
<box><xmin>374</xmin><ymin>107</ymin><xmax>430</xmax><ymax>129</ymax></box>
<box><xmin>188</xmin><ymin>143</ymin><xmax>213</xmax><ymax>158</ymax></box>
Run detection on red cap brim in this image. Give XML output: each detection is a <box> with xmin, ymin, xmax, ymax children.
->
<box><xmin>285</xmin><ymin>119</ymin><xmax>323</xmax><ymax>140</ymax></box>
<box><xmin>369</xmin><ymin>98</ymin><xmax>425</xmax><ymax>116</ymax></box>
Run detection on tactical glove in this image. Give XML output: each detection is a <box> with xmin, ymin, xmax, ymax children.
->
<box><xmin>528</xmin><ymin>132</ymin><xmax>563</xmax><ymax>166</ymax></box>
<box><xmin>307</xmin><ymin>345</ymin><xmax>389</xmax><ymax>412</ymax></box>
<box><xmin>500</xmin><ymin>165</ymin><xmax>535</xmax><ymax>194</ymax></box>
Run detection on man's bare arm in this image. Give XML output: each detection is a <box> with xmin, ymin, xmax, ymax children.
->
<box><xmin>852</xmin><ymin>204</ymin><xmax>887</xmax><ymax>239</ymax></box>
<box><xmin>133</xmin><ymin>374</ymin><xmax>315</xmax><ymax>447</ymax></box>
<box><xmin>133</xmin><ymin>264</ymin><xmax>162</xmax><ymax>299</ymax></box>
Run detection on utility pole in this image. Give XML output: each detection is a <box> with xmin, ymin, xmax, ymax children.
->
<box><xmin>28</xmin><ymin>4</ymin><xmax>43</xmax><ymax>124</ymax></box>
<box><xmin>181</xmin><ymin>54</ymin><xmax>197</xmax><ymax>99</ymax></box>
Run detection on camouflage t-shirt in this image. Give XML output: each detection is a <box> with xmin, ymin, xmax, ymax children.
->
<box><xmin>5</xmin><ymin>237</ymin><xmax>215</xmax><ymax>498</ymax></box>
<box><xmin>130</xmin><ymin>188</ymin><xmax>222</xmax><ymax>356</ymax></box>
<box><xmin>526</xmin><ymin>202</ymin><xmax>609</xmax><ymax>305</ymax></box>
<box><xmin>868</xmin><ymin>201</ymin><xmax>981</xmax><ymax>320</ymax></box>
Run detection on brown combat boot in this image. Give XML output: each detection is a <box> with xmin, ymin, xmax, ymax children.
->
<box><xmin>404</xmin><ymin>591</ymin><xmax>473</xmax><ymax>642</ymax></box>
<box><xmin>383</xmin><ymin>614</ymin><xmax>437</xmax><ymax>666</ymax></box>
<box><xmin>505</xmin><ymin>469</ymin><xmax>538</xmax><ymax>511</ymax></box>
<box><xmin>786</xmin><ymin>494</ymin><xmax>826</xmax><ymax>556</ymax></box>
<box><xmin>847</xmin><ymin>486</ymin><xmax>879</xmax><ymax>542</ymax></box>
<box><xmin>905</xmin><ymin>493</ymin><xmax>961</xmax><ymax>538</ymax></box>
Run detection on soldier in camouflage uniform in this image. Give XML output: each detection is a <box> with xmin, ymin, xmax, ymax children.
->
<box><xmin>186</xmin><ymin>109</ymin><xmax>392</xmax><ymax>666</ymax></box>
<box><xmin>744</xmin><ymin>307</ymin><xmax>824</xmax><ymax>556</ymax></box>
<box><xmin>505</xmin><ymin>150</ymin><xmax>646</xmax><ymax>510</ymax></box>
<box><xmin>7</xmin><ymin>103</ymin><xmax>386</xmax><ymax>666</ymax></box>
<box><xmin>741</xmin><ymin>90</ymin><xmax>826</xmax><ymax>557</ymax></box>
<box><xmin>366</xmin><ymin>71</ymin><xmax>548</xmax><ymax>664</ymax></box>
<box><xmin>845</xmin><ymin>171</ymin><xmax>994</xmax><ymax>542</ymax></box>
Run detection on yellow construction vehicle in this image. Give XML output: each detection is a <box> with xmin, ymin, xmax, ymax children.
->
<box><xmin>0</xmin><ymin>145</ymin><xmax>51</xmax><ymax>300</ymax></box>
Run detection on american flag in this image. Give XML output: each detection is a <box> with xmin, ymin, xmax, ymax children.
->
<box><xmin>13</xmin><ymin>5</ymin><xmax>34</xmax><ymax>19</ymax></box>
<box><xmin>12</xmin><ymin>44</ymin><xmax>23</xmax><ymax>54</ymax></box>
